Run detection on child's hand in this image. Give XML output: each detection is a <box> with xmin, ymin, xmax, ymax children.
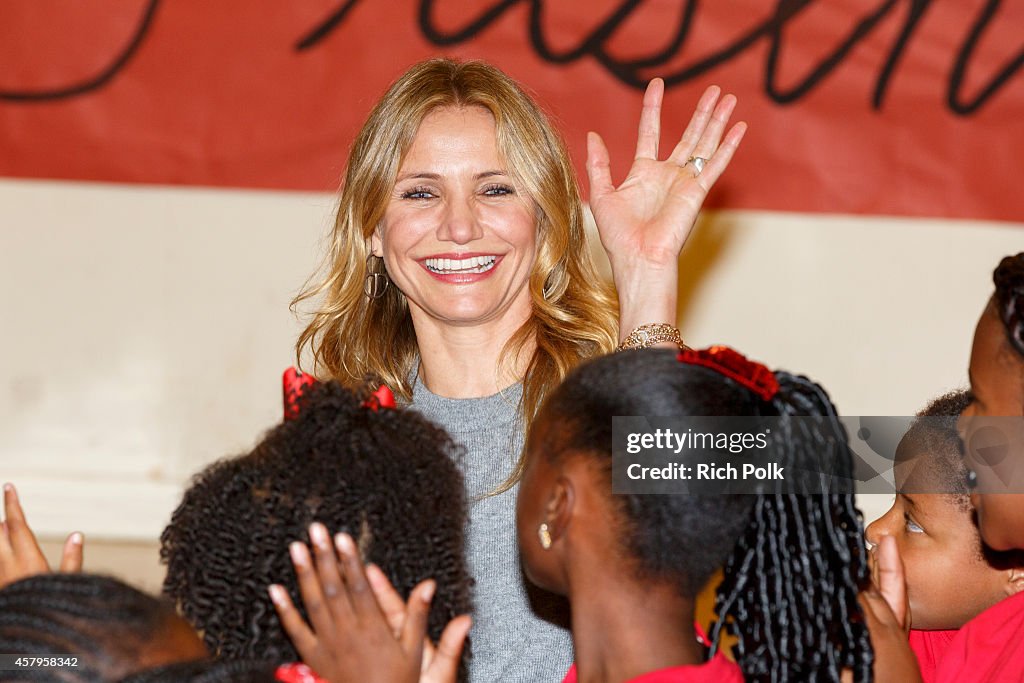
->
<box><xmin>860</xmin><ymin>536</ymin><xmax>921</xmax><ymax>682</ymax></box>
<box><xmin>0</xmin><ymin>482</ymin><xmax>83</xmax><ymax>589</ymax></box>
<box><xmin>270</xmin><ymin>523</ymin><xmax>471</xmax><ymax>683</ymax></box>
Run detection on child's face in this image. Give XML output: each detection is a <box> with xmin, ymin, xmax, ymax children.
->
<box><xmin>865</xmin><ymin>455</ymin><xmax>1015</xmax><ymax>629</ymax></box>
<box><xmin>959</xmin><ymin>301</ymin><xmax>1024</xmax><ymax>551</ymax></box>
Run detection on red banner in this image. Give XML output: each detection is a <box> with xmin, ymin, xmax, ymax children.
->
<box><xmin>1</xmin><ymin>0</ymin><xmax>1022</xmax><ymax>221</ymax></box>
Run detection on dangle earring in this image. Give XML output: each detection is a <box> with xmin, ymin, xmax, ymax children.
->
<box><xmin>364</xmin><ymin>254</ymin><xmax>389</xmax><ymax>300</ymax></box>
<box><xmin>537</xmin><ymin>522</ymin><xmax>552</xmax><ymax>550</ymax></box>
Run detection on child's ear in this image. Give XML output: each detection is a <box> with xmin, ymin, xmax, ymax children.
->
<box><xmin>542</xmin><ymin>476</ymin><xmax>575</xmax><ymax>547</ymax></box>
<box><xmin>1006</xmin><ymin>568</ymin><xmax>1024</xmax><ymax>597</ymax></box>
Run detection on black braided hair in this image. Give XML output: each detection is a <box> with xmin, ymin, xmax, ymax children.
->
<box><xmin>536</xmin><ymin>349</ymin><xmax>872</xmax><ymax>682</ymax></box>
<box><xmin>710</xmin><ymin>370</ymin><xmax>872</xmax><ymax>683</ymax></box>
<box><xmin>993</xmin><ymin>252</ymin><xmax>1024</xmax><ymax>358</ymax></box>
<box><xmin>117</xmin><ymin>658</ymin><xmax>279</xmax><ymax>683</ymax></box>
<box><xmin>160</xmin><ymin>380</ymin><xmax>472</xmax><ymax>669</ymax></box>
<box><xmin>0</xmin><ymin>573</ymin><xmax>192</xmax><ymax>683</ymax></box>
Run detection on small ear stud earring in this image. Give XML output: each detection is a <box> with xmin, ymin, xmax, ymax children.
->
<box><xmin>537</xmin><ymin>523</ymin><xmax>552</xmax><ymax>550</ymax></box>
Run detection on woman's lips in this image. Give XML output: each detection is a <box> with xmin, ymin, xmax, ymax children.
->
<box><xmin>419</xmin><ymin>253</ymin><xmax>502</xmax><ymax>283</ymax></box>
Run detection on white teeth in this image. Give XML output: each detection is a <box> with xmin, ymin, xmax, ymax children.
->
<box><xmin>425</xmin><ymin>256</ymin><xmax>497</xmax><ymax>274</ymax></box>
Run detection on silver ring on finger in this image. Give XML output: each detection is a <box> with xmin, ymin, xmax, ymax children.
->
<box><xmin>685</xmin><ymin>156</ymin><xmax>708</xmax><ymax>176</ymax></box>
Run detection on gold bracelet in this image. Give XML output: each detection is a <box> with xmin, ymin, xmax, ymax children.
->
<box><xmin>616</xmin><ymin>323</ymin><xmax>686</xmax><ymax>351</ymax></box>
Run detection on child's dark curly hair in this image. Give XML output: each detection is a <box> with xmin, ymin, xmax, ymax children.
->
<box><xmin>994</xmin><ymin>252</ymin><xmax>1024</xmax><ymax>358</ymax></box>
<box><xmin>160</xmin><ymin>380</ymin><xmax>472</xmax><ymax>665</ymax></box>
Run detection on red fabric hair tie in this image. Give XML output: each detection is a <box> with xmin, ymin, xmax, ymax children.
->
<box><xmin>283</xmin><ymin>367</ymin><xmax>318</xmax><ymax>421</ymax></box>
<box><xmin>677</xmin><ymin>345</ymin><xmax>780</xmax><ymax>402</ymax></box>
<box><xmin>362</xmin><ymin>384</ymin><xmax>396</xmax><ymax>412</ymax></box>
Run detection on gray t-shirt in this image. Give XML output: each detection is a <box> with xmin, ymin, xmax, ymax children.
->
<box><xmin>410</xmin><ymin>375</ymin><xmax>573</xmax><ymax>683</ymax></box>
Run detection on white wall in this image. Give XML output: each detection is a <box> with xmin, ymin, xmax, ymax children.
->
<box><xmin>1</xmin><ymin>177</ymin><xmax>1021</xmax><ymax>538</ymax></box>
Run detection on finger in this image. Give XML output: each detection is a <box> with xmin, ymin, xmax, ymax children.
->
<box><xmin>399</xmin><ymin>580</ymin><xmax>435</xmax><ymax>657</ymax></box>
<box><xmin>689</xmin><ymin>93</ymin><xmax>738</xmax><ymax>160</ymax></box>
<box><xmin>308</xmin><ymin>523</ymin><xmax>353</xmax><ymax>626</ymax></box>
<box><xmin>3</xmin><ymin>484</ymin><xmax>46</xmax><ymax>562</ymax></box>
<box><xmin>667</xmin><ymin>85</ymin><xmax>721</xmax><ymax>163</ymax></box>
<box><xmin>269</xmin><ymin>583</ymin><xmax>319</xmax><ymax>658</ymax></box>
<box><xmin>290</xmin><ymin>541</ymin><xmax>336</xmax><ymax>639</ymax></box>
<box><xmin>424</xmin><ymin>615</ymin><xmax>472</xmax><ymax>683</ymax></box>
<box><xmin>688</xmin><ymin>121</ymin><xmax>746</xmax><ymax>192</ymax></box>
<box><xmin>877</xmin><ymin>535</ymin><xmax>909</xmax><ymax>629</ymax></box>
<box><xmin>334</xmin><ymin>532</ymin><xmax>380</xmax><ymax>619</ymax></box>
<box><xmin>586</xmin><ymin>131</ymin><xmax>615</xmax><ymax>202</ymax></box>
<box><xmin>59</xmin><ymin>532</ymin><xmax>84</xmax><ymax>572</ymax></box>
<box><xmin>0</xmin><ymin>520</ymin><xmax>14</xmax><ymax>576</ymax></box>
<box><xmin>634</xmin><ymin>78</ymin><xmax>664</xmax><ymax>160</ymax></box>
<box><xmin>367</xmin><ymin>563</ymin><xmax>407</xmax><ymax>638</ymax></box>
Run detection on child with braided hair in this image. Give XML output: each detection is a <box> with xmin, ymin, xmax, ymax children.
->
<box><xmin>0</xmin><ymin>572</ymin><xmax>208</xmax><ymax>683</ymax></box>
<box><xmin>270</xmin><ymin>347</ymin><xmax>874</xmax><ymax>683</ymax></box>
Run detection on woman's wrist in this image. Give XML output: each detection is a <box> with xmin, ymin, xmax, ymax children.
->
<box><xmin>611</xmin><ymin>257</ymin><xmax>679</xmax><ymax>343</ymax></box>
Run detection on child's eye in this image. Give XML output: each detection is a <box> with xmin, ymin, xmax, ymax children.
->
<box><xmin>482</xmin><ymin>183</ymin><xmax>515</xmax><ymax>197</ymax></box>
<box><xmin>904</xmin><ymin>513</ymin><xmax>924</xmax><ymax>534</ymax></box>
<box><xmin>401</xmin><ymin>187</ymin><xmax>435</xmax><ymax>200</ymax></box>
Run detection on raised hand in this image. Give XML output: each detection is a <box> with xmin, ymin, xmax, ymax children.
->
<box><xmin>269</xmin><ymin>523</ymin><xmax>471</xmax><ymax>683</ymax></box>
<box><xmin>0</xmin><ymin>482</ymin><xmax>83</xmax><ymax>589</ymax></box>
<box><xmin>587</xmin><ymin>80</ymin><xmax>746</xmax><ymax>339</ymax></box>
<box><xmin>860</xmin><ymin>535</ymin><xmax>921</xmax><ymax>682</ymax></box>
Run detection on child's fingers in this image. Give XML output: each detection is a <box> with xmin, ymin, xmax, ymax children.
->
<box><xmin>308</xmin><ymin>523</ymin><xmax>354</xmax><ymax>627</ymax></box>
<box><xmin>423</xmin><ymin>615</ymin><xmax>472</xmax><ymax>683</ymax></box>
<box><xmin>399</xmin><ymin>580</ymin><xmax>434</xmax><ymax>657</ymax></box>
<box><xmin>334</xmin><ymin>533</ymin><xmax>380</xmax><ymax>620</ymax></box>
<box><xmin>59</xmin><ymin>532</ymin><xmax>83</xmax><ymax>572</ymax></box>
<box><xmin>3</xmin><ymin>484</ymin><xmax>44</xmax><ymax>558</ymax></box>
<box><xmin>290</xmin><ymin>541</ymin><xmax>336</xmax><ymax>639</ymax></box>
<box><xmin>269</xmin><ymin>584</ymin><xmax>319</xmax><ymax>658</ymax></box>
<box><xmin>876</xmin><ymin>536</ymin><xmax>909</xmax><ymax>629</ymax></box>
<box><xmin>366</xmin><ymin>563</ymin><xmax>407</xmax><ymax>638</ymax></box>
<box><xmin>2</xmin><ymin>483</ymin><xmax>47</xmax><ymax>573</ymax></box>
<box><xmin>0</xmin><ymin>521</ymin><xmax>15</xmax><ymax>579</ymax></box>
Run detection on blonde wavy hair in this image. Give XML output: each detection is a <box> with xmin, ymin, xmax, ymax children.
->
<box><xmin>293</xmin><ymin>58</ymin><xmax>618</xmax><ymax>489</ymax></box>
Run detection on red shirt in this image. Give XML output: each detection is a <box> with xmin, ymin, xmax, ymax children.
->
<box><xmin>936</xmin><ymin>590</ymin><xmax>1024</xmax><ymax>683</ymax></box>
<box><xmin>561</xmin><ymin>651</ymin><xmax>743</xmax><ymax>683</ymax></box>
<box><xmin>908</xmin><ymin>629</ymin><xmax>958</xmax><ymax>683</ymax></box>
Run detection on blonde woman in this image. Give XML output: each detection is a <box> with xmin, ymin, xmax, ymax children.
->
<box><xmin>294</xmin><ymin>58</ymin><xmax>744</xmax><ymax>682</ymax></box>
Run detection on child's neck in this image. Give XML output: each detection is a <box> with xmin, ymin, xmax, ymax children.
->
<box><xmin>567</xmin><ymin>574</ymin><xmax>704</xmax><ymax>683</ymax></box>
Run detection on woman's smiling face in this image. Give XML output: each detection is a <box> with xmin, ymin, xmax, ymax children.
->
<box><xmin>372</xmin><ymin>105</ymin><xmax>538</xmax><ymax>330</ymax></box>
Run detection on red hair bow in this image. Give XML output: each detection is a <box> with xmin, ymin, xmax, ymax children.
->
<box><xmin>677</xmin><ymin>345</ymin><xmax>779</xmax><ymax>402</ymax></box>
<box><xmin>362</xmin><ymin>384</ymin><xmax>396</xmax><ymax>412</ymax></box>
<box><xmin>283</xmin><ymin>367</ymin><xmax>318</xmax><ymax>421</ymax></box>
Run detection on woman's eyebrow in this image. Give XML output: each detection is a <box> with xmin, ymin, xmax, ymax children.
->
<box><xmin>395</xmin><ymin>172</ymin><xmax>441</xmax><ymax>181</ymax></box>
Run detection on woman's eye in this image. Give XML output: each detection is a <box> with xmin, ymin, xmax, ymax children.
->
<box><xmin>482</xmin><ymin>183</ymin><xmax>514</xmax><ymax>197</ymax></box>
<box><xmin>401</xmin><ymin>187</ymin><xmax>435</xmax><ymax>200</ymax></box>
<box><xmin>904</xmin><ymin>514</ymin><xmax>924</xmax><ymax>534</ymax></box>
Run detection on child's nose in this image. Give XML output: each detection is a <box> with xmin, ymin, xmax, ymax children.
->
<box><xmin>865</xmin><ymin>517</ymin><xmax>883</xmax><ymax>547</ymax></box>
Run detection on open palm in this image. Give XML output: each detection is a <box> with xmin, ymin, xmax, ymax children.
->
<box><xmin>588</xmin><ymin>80</ymin><xmax>746</xmax><ymax>270</ymax></box>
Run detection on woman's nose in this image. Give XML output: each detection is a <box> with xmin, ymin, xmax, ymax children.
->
<box><xmin>436</xmin><ymin>197</ymin><xmax>483</xmax><ymax>245</ymax></box>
